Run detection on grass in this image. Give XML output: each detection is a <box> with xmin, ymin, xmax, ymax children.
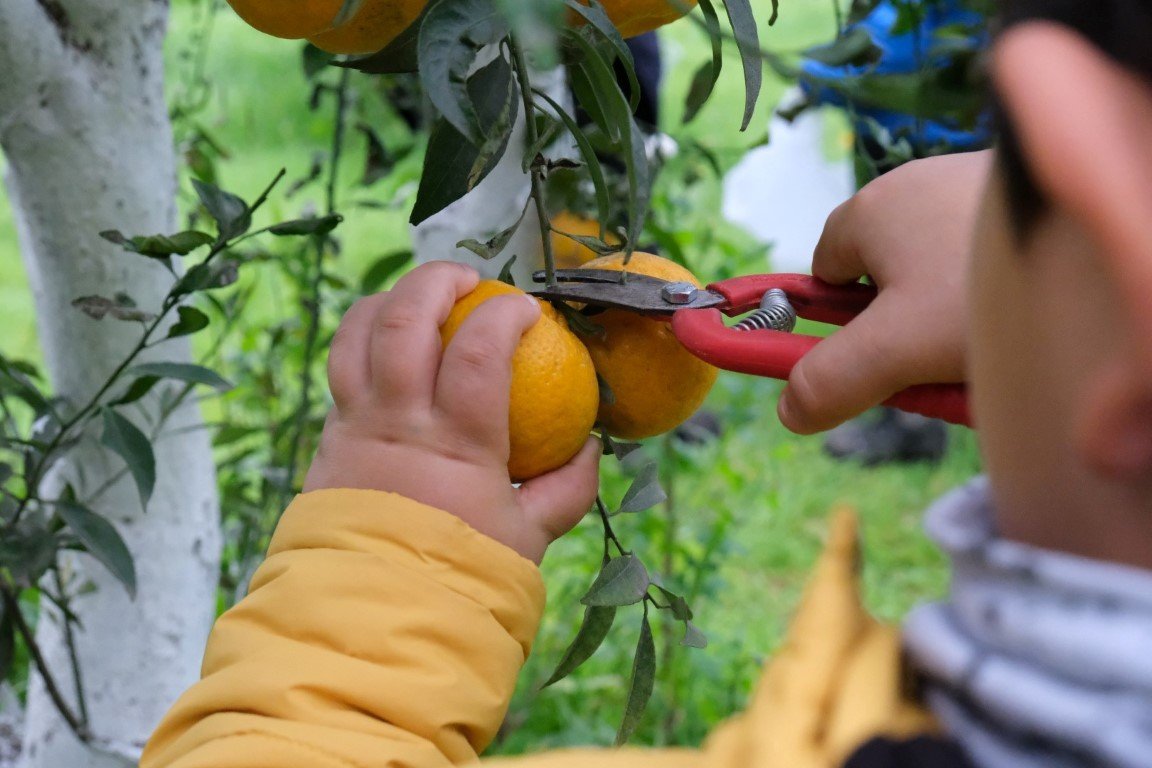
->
<box><xmin>497</xmin><ymin>371</ymin><xmax>978</xmax><ymax>752</ymax></box>
<box><xmin>0</xmin><ymin>0</ymin><xmax>983</xmax><ymax>752</ymax></box>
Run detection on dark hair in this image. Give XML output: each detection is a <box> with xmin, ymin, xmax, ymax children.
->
<box><xmin>996</xmin><ymin>0</ymin><xmax>1152</xmax><ymax>236</ymax></box>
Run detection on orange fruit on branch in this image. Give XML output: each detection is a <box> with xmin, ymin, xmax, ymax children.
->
<box><xmin>441</xmin><ymin>280</ymin><xmax>599</xmax><ymax>481</ymax></box>
<box><xmin>225</xmin><ymin>0</ymin><xmax>347</xmax><ymax>39</ymax></box>
<box><xmin>579</xmin><ymin>252</ymin><xmax>718</xmax><ymax>440</ymax></box>
<box><xmin>227</xmin><ymin>0</ymin><xmax>698</xmax><ymax>55</ymax></box>
<box><xmin>588</xmin><ymin>0</ymin><xmax>698</xmax><ymax>39</ymax></box>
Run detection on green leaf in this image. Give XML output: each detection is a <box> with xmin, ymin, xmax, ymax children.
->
<box><xmin>497</xmin><ymin>254</ymin><xmax>518</xmax><ymax>286</ymax></box>
<box><xmin>98</xmin><ymin>229</ymin><xmax>130</xmax><ymax>247</ymax></box>
<box><xmin>722</xmin><ymin>0</ymin><xmax>764</xmax><ymax>131</ymax></box>
<box><xmin>615</xmin><ymin>609</ymin><xmax>656</xmax><ymax>745</ymax></box>
<box><xmin>683</xmin><ymin>0</ymin><xmax>723</xmax><ymax>124</ymax></box>
<box><xmin>269</xmin><ymin>214</ymin><xmax>343</xmax><ymax>237</ymax></box>
<box><xmin>566</xmin><ymin>30</ymin><xmax>621</xmax><ymax>142</ymax></box>
<box><xmin>807</xmin><ymin>69</ymin><xmax>984</xmax><ymax>125</ymax></box>
<box><xmin>360</xmin><ymin>251</ymin><xmax>413</xmax><ymax>294</ymax></box>
<box><xmin>416</xmin><ymin>0</ymin><xmax>509</xmax><ymax>145</ymax></box>
<box><xmin>100</xmin><ymin>408</ymin><xmax>156</xmax><ymax>508</ymax></box>
<box><xmin>110</xmin><ymin>375</ymin><xmax>159</xmax><ymax>407</ymax></box>
<box><xmin>605</xmin><ymin>437</ymin><xmax>642</xmax><ymax>461</ymax></box>
<box><xmin>166</xmin><ymin>306</ymin><xmax>210</xmax><ymax>339</ymax></box>
<box><xmin>544</xmin><ymin>604</ymin><xmax>616</xmax><ymax>687</ymax></box>
<box><xmin>410</xmin><ymin>55</ymin><xmax>518</xmax><ymax>225</ymax></box>
<box><xmin>129</xmin><ymin>362</ymin><xmax>233</xmax><ymax>392</ymax></box>
<box><xmin>563</xmin><ymin>0</ymin><xmax>640</xmax><ymax>113</ymax></box>
<box><xmin>581</xmin><ymin>554</ymin><xmax>649</xmax><ymax>607</ymax></box>
<box><xmin>192</xmin><ymin>179</ymin><xmax>251</xmax><ymax>241</ymax></box>
<box><xmin>465</xmin><ymin>54</ymin><xmax>520</xmax><ymax>187</ymax></box>
<box><xmin>565</xmin><ymin>30</ymin><xmax>649</xmax><ymax>250</ymax></box>
<box><xmin>681</xmin><ymin>620</ymin><xmax>708</xmax><ymax>649</ymax></box>
<box><xmin>2</xmin><ymin>358</ymin><xmax>39</xmax><ymax>378</ymax></box>
<box><xmin>596</xmin><ymin>374</ymin><xmax>615</xmax><ymax>407</ymax></box>
<box><xmin>456</xmin><ymin>202</ymin><xmax>527</xmax><ymax>260</ymax></box>
<box><xmin>533</xmin><ymin>90</ymin><xmax>611</xmax><ymax>233</ymax></box>
<box><xmin>302</xmin><ymin>43</ymin><xmax>335</xmax><ymax>79</ymax></box>
<box><xmin>56</xmin><ymin>501</ymin><xmax>137</xmax><ymax>598</ymax></box>
<box><xmin>215</xmin><ymin>423</ymin><xmax>259</xmax><ymax>446</ymax></box>
<box><xmin>0</xmin><ymin>525</ymin><xmax>56</xmax><ymax>587</ymax></box>
<box><xmin>654</xmin><ymin>584</ymin><xmax>693</xmax><ymax>621</ymax></box>
<box><xmin>172</xmin><ymin>259</ymin><xmax>241</xmax><ymax>296</ymax></box>
<box><xmin>617</xmin><ymin>462</ymin><xmax>666</xmax><ymax>514</ymax></box>
<box><xmin>144</xmin><ymin>231</ymin><xmax>215</xmax><ymax>257</ymax></box>
<box><xmin>550</xmin><ymin>230</ymin><xmax>619</xmax><ymax>257</ymax></box>
<box><xmin>803</xmin><ymin>26</ymin><xmax>881</xmax><ymax>67</ymax></box>
<box><xmin>359</xmin><ymin>124</ymin><xmax>395</xmax><ymax>186</ymax></box>
<box><xmin>552</xmin><ymin>302</ymin><xmax>604</xmax><ymax>339</ymax></box>
<box><xmin>0</xmin><ymin>358</ymin><xmax>51</xmax><ymax>415</ymax></box>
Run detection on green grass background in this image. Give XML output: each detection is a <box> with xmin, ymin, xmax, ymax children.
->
<box><xmin>0</xmin><ymin>0</ymin><xmax>982</xmax><ymax>750</ymax></box>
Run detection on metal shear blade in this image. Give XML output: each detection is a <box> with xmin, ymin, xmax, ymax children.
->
<box><xmin>529</xmin><ymin>269</ymin><xmax>726</xmax><ymax>316</ymax></box>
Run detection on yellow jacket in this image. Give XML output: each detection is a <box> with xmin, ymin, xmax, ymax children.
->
<box><xmin>142</xmin><ymin>490</ymin><xmax>935</xmax><ymax>768</ymax></box>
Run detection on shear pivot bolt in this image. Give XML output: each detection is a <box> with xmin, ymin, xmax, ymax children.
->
<box><xmin>661</xmin><ymin>282</ymin><xmax>697</xmax><ymax>305</ymax></box>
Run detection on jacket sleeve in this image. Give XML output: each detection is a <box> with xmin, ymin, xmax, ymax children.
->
<box><xmin>141</xmin><ymin>488</ymin><xmax>552</xmax><ymax>768</ymax></box>
<box><xmin>143</xmin><ymin>492</ymin><xmax>932</xmax><ymax>768</ymax></box>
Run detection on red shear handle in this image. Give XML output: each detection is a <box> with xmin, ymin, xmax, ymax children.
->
<box><xmin>672</xmin><ymin>308</ymin><xmax>971</xmax><ymax>427</ymax></box>
<box><xmin>707</xmin><ymin>274</ymin><xmax>877</xmax><ymax>323</ymax></box>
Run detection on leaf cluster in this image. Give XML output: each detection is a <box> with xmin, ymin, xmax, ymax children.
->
<box><xmin>0</xmin><ymin>169</ymin><xmax>339</xmax><ymax>743</ymax></box>
<box><xmin>334</xmin><ymin>0</ymin><xmax>770</xmax><ymax>275</ymax></box>
<box><xmin>537</xmin><ymin>434</ymin><xmax>709</xmax><ymax>744</ymax></box>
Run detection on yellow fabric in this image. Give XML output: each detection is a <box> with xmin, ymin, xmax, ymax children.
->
<box><xmin>142</xmin><ymin>492</ymin><xmax>935</xmax><ymax>768</ymax></box>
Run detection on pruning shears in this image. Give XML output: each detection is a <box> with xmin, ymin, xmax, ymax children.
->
<box><xmin>531</xmin><ymin>269</ymin><xmax>971</xmax><ymax>427</ymax></box>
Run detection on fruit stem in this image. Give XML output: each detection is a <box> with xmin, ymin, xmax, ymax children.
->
<box><xmin>509</xmin><ymin>35</ymin><xmax>557</xmax><ymax>287</ymax></box>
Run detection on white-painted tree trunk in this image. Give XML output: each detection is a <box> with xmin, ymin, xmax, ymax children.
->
<box><xmin>0</xmin><ymin>2</ymin><xmax>221</xmax><ymax>766</ymax></box>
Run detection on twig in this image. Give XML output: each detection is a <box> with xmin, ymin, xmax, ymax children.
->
<box><xmin>281</xmin><ymin>67</ymin><xmax>350</xmax><ymax>507</ymax></box>
<box><xmin>509</xmin><ymin>36</ymin><xmax>557</xmax><ymax>286</ymax></box>
<box><xmin>54</xmin><ymin>567</ymin><xmax>89</xmax><ymax>727</ymax></box>
<box><xmin>1</xmin><ymin>586</ymin><xmax>88</xmax><ymax>742</ymax></box>
<box><xmin>5</xmin><ymin>170</ymin><xmax>285</xmax><ymax>531</ymax></box>
<box><xmin>595</xmin><ymin>496</ymin><xmax>627</xmax><ymax>556</ymax></box>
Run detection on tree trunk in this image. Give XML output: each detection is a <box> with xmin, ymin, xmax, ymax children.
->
<box><xmin>0</xmin><ymin>2</ymin><xmax>221</xmax><ymax>766</ymax></box>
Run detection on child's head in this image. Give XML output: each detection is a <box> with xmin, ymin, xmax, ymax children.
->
<box><xmin>970</xmin><ymin>0</ymin><xmax>1152</xmax><ymax>566</ymax></box>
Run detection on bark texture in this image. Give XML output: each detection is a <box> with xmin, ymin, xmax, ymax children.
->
<box><xmin>0</xmin><ymin>2</ymin><xmax>221</xmax><ymax>765</ymax></box>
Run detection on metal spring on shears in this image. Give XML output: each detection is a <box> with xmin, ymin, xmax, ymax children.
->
<box><xmin>734</xmin><ymin>289</ymin><xmax>797</xmax><ymax>333</ymax></box>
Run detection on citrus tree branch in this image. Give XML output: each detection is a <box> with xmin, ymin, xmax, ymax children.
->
<box><xmin>281</xmin><ymin>67</ymin><xmax>351</xmax><ymax>507</ymax></box>
<box><xmin>509</xmin><ymin>36</ymin><xmax>557</xmax><ymax>286</ymax></box>
<box><xmin>0</xmin><ymin>586</ymin><xmax>88</xmax><ymax>743</ymax></box>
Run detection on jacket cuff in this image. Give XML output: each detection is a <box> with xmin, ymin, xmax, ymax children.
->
<box><xmin>267</xmin><ymin>488</ymin><xmax>546</xmax><ymax>655</ymax></box>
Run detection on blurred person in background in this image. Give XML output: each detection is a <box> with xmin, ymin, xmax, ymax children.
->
<box><xmin>795</xmin><ymin>0</ymin><xmax>993</xmax><ymax>466</ymax></box>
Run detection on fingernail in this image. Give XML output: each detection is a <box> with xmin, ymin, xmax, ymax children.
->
<box><xmin>523</xmin><ymin>294</ymin><xmax>542</xmax><ymax>316</ymax></box>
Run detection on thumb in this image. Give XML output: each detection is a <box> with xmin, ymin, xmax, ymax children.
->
<box><xmin>778</xmin><ymin>295</ymin><xmax>911</xmax><ymax>435</ymax></box>
<box><xmin>518</xmin><ymin>437</ymin><xmax>602</xmax><ymax>551</ymax></box>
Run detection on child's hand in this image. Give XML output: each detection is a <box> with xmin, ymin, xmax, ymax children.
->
<box><xmin>778</xmin><ymin>150</ymin><xmax>992</xmax><ymax>434</ymax></box>
<box><xmin>303</xmin><ymin>261</ymin><xmax>601</xmax><ymax>564</ymax></box>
